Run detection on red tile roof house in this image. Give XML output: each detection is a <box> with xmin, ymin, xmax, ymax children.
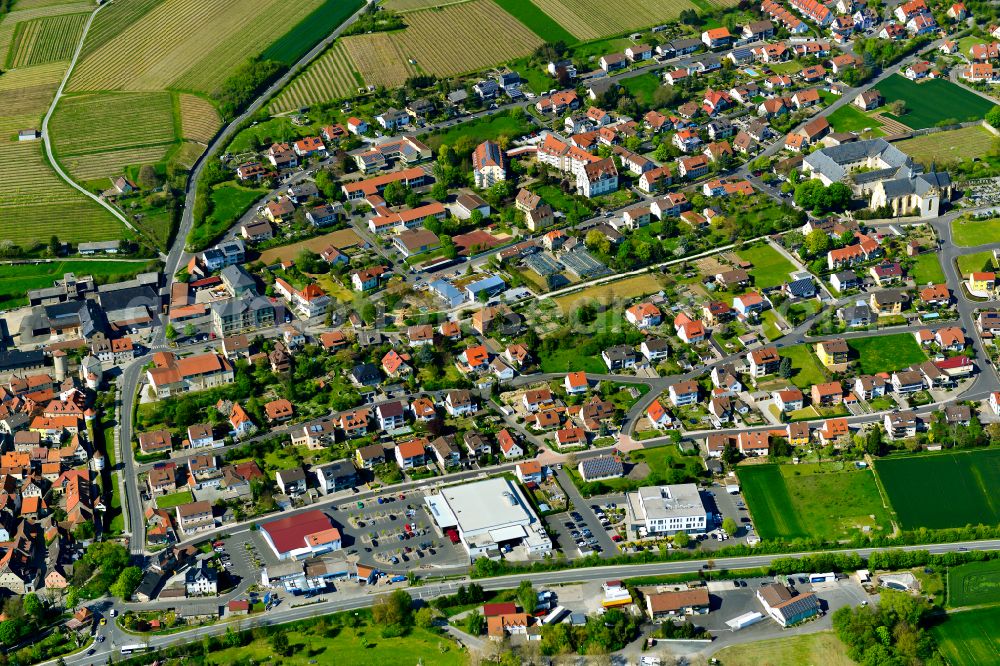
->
<box><xmin>625</xmin><ymin>302</ymin><xmax>662</xmax><ymax>328</ymax></box>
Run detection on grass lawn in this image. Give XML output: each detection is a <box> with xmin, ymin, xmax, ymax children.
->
<box><xmin>537</xmin><ymin>345</ymin><xmax>607</xmax><ymax>374</ymax></box>
<box><xmin>621</xmin><ymin>72</ymin><xmax>662</xmax><ymax>108</ymax></box>
<box><xmin>737</xmin><ymin>243</ymin><xmax>797</xmax><ymax>288</ymax></box>
<box><xmin>951</xmin><ymin>216</ymin><xmax>1000</xmax><ymax>247</ymax></box>
<box><xmin>423</xmin><ymin>111</ymin><xmax>534</xmax><ymax>151</ymax></box>
<box><xmin>109</xmin><ymin>472</ymin><xmax>123</xmax><ymax>534</ymax></box>
<box><xmin>895</xmin><ymin>125</ymin><xmax>995</xmax><ymax>167</ymax></box>
<box><xmin>947</xmin><ymin>560</ymin><xmax>1000</xmax><ymax>608</ymax></box>
<box><xmin>875</xmin><ymin>74</ymin><xmax>995</xmax><ymax>129</ymax></box>
<box><xmin>768</xmin><ymin>60</ymin><xmax>803</xmax><ymax>75</ymax></box>
<box><xmin>712</xmin><ymin>631</ymin><xmax>854</xmax><ymax>666</ymax></box>
<box><xmin>909</xmin><ymin>252</ymin><xmax>945</xmax><ymax>284</ymax></box>
<box><xmin>875</xmin><ymin>449</ymin><xmax>1000</xmax><ymax>530</ymax></box>
<box><xmin>956</xmin><ymin>250</ymin><xmax>997</xmax><ymax>276</ymax></box>
<box><xmin>932</xmin><ymin>606</ymin><xmax>1000</xmax><ymax>666</ymax></box>
<box><xmin>0</xmin><ymin>259</ymin><xmax>157</xmax><ymax>309</ymax></box>
<box><xmin>779</xmin><ymin>344</ymin><xmax>830</xmax><ymax>390</ymax></box>
<box><xmin>552</xmin><ymin>273</ymin><xmax>663</xmax><ymax>313</ymax></box>
<box><xmin>203</xmin><ymin>622</ymin><xmax>467</xmax><ymax>666</ymax></box>
<box><xmin>155</xmin><ymin>490</ymin><xmax>195</xmax><ymax>510</ymax></box>
<box><xmin>211</xmin><ymin>182</ymin><xmax>266</xmax><ymax>222</ymax></box>
<box><xmin>847</xmin><ymin>333</ymin><xmax>925</xmax><ymax>374</ymax></box>
<box><xmin>530</xmin><ymin>182</ymin><xmax>593</xmax><ymax>217</ymax></box>
<box><xmin>761</xmin><ymin>309</ymin><xmax>784</xmax><ymax>340</ymax></box>
<box><xmin>737</xmin><ymin>462</ymin><xmax>892</xmax><ymax>541</ymax></box>
<box><xmin>826</xmin><ymin>104</ymin><xmax>885</xmax><ymax>136</ymax></box>
<box><xmin>496</xmin><ymin>0</ymin><xmax>577</xmax><ymax>43</ymax></box>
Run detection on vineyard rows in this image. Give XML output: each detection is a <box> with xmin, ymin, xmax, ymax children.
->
<box><xmin>342</xmin><ymin>32</ymin><xmax>417</xmax><ymax>90</ymax></box>
<box><xmin>178</xmin><ymin>93</ymin><xmax>222</xmax><ymax>144</ymax></box>
<box><xmin>50</xmin><ymin>92</ymin><xmax>175</xmax><ymax>155</ymax></box>
<box><xmin>532</xmin><ymin>0</ymin><xmax>735</xmax><ymax>39</ymax></box>
<box><xmin>7</xmin><ymin>12</ymin><xmax>87</xmax><ymax>68</ymax></box>
<box><xmin>272</xmin><ymin>41</ymin><xmax>361</xmax><ymax>113</ymax></box>
<box><xmin>391</xmin><ymin>0</ymin><xmax>542</xmax><ymax>77</ymax></box>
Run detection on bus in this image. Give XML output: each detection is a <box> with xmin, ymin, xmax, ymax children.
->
<box><xmin>543</xmin><ymin>606</ymin><xmax>568</xmax><ymax>625</ymax></box>
<box><xmin>120</xmin><ymin>645</ymin><xmax>149</xmax><ymax>655</ymax></box>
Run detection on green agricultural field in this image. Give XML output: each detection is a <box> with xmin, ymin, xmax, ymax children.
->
<box><xmin>875</xmin><ymin>449</ymin><xmax>1000</xmax><ymax>530</ymax></box>
<box><xmin>6</xmin><ymin>12</ymin><xmax>87</xmax><ymax>68</ymax></box>
<box><xmin>947</xmin><ymin>560</ymin><xmax>1000</xmax><ymax>608</ymax></box>
<box><xmin>49</xmin><ymin>91</ymin><xmax>177</xmax><ymax>181</ymax></box>
<box><xmin>895</xmin><ymin>125</ymin><xmax>995</xmax><ymax>167</ymax></box>
<box><xmin>0</xmin><ymin>260</ymin><xmax>157</xmax><ymax>308</ymax></box>
<box><xmin>260</xmin><ymin>0</ymin><xmax>364</xmax><ymax>64</ymax></box>
<box><xmin>875</xmin><ymin>75</ymin><xmax>994</xmax><ymax>129</ymax></box>
<box><xmin>737</xmin><ymin>243</ymin><xmax>796</xmax><ymax>288</ymax></box>
<box><xmin>493</xmin><ymin>0</ymin><xmax>576</xmax><ymax>43</ymax></box>
<box><xmin>78</xmin><ymin>0</ymin><xmax>162</xmax><ymax>59</ymax></box>
<box><xmin>155</xmin><ymin>490</ymin><xmax>194</xmax><ymax>510</ymax></box>
<box><xmin>826</xmin><ymin>104</ymin><xmax>885</xmax><ymax>136</ymax></box>
<box><xmin>957</xmin><ymin>250</ymin><xmax>997</xmax><ymax>276</ymax></box>
<box><xmin>271</xmin><ymin>41</ymin><xmax>362</xmax><ymax>113</ymax></box>
<box><xmin>738</xmin><ymin>463</ymin><xmax>891</xmax><ymax>541</ymax></box>
<box><xmin>777</xmin><ymin>344</ymin><xmax>829</xmax><ymax>390</ymax></box>
<box><xmin>847</xmin><ymin>333</ymin><xmax>925</xmax><ymax>374</ymax></box>
<box><xmin>933</xmin><ymin>606</ymin><xmax>1000</xmax><ymax>666</ymax></box>
<box><xmin>951</xmin><ymin>216</ymin><xmax>1000</xmax><ymax>247</ymax></box>
<box><xmin>423</xmin><ymin>111</ymin><xmax>535</xmax><ymax>151</ymax></box>
<box><xmin>909</xmin><ymin>252</ymin><xmax>945</xmax><ymax>284</ymax></box>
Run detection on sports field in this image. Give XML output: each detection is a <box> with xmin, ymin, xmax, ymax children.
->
<box><xmin>895</xmin><ymin>125</ymin><xmax>995</xmax><ymax>167</ymax></box>
<box><xmin>737</xmin><ymin>243</ymin><xmax>796</xmax><ymax>288</ymax></box>
<box><xmin>737</xmin><ymin>463</ymin><xmax>891</xmax><ymax>541</ymax></box>
<box><xmin>875</xmin><ymin>449</ymin><xmax>1000</xmax><ymax>530</ymax></box>
<box><xmin>947</xmin><ymin>560</ymin><xmax>1000</xmax><ymax>608</ymax></box>
<box><xmin>272</xmin><ymin>41</ymin><xmax>362</xmax><ymax>113</ymax></box>
<box><xmin>49</xmin><ymin>91</ymin><xmax>176</xmax><ymax>181</ymax></box>
<box><xmin>874</xmin><ymin>75</ymin><xmax>995</xmax><ymax>129</ymax></box>
<box><xmin>933</xmin><ymin>606</ymin><xmax>1000</xmax><ymax>666</ymax></box>
<box><xmin>6</xmin><ymin>11</ymin><xmax>87</xmax><ymax>67</ymax></box>
<box><xmin>847</xmin><ymin>333</ymin><xmax>925</xmax><ymax>374</ymax></box>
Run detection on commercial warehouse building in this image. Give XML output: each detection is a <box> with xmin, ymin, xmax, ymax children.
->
<box><xmin>260</xmin><ymin>510</ymin><xmax>342</xmax><ymax>561</ymax></box>
<box><xmin>424</xmin><ymin>477</ymin><xmax>552</xmax><ymax>560</ymax></box>
<box><xmin>625</xmin><ymin>484</ymin><xmax>710</xmax><ymax>536</ymax></box>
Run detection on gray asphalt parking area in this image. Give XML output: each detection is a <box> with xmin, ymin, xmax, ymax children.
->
<box><xmin>326</xmin><ymin>490</ymin><xmax>468</xmax><ymax>569</ymax></box>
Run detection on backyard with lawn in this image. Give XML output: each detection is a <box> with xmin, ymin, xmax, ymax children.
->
<box><xmin>155</xmin><ymin>490</ymin><xmax>195</xmax><ymax>510</ymax></box>
<box><xmin>826</xmin><ymin>104</ymin><xmax>885</xmax><ymax>136</ymax></box>
<box><xmin>874</xmin><ymin>75</ymin><xmax>995</xmax><ymax>129</ymax></box>
<box><xmin>738</xmin><ymin>242</ymin><xmax>797</xmax><ymax>288</ymax></box>
<box><xmin>423</xmin><ymin>111</ymin><xmax>534</xmax><ymax>150</ymax></box>
<box><xmin>956</xmin><ymin>250</ymin><xmax>996</xmax><ymax>276</ymax></box>
<box><xmin>908</xmin><ymin>252</ymin><xmax>945</xmax><ymax>284</ymax></box>
<box><xmin>847</xmin><ymin>333</ymin><xmax>925</xmax><ymax>374</ymax></box>
<box><xmin>778</xmin><ymin>344</ymin><xmax>829</xmax><ymax>389</ymax></box>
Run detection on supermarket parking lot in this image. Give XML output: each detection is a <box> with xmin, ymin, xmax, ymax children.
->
<box><xmin>327</xmin><ymin>488</ymin><xmax>469</xmax><ymax>571</ymax></box>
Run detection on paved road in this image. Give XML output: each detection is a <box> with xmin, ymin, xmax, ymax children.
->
<box><xmin>51</xmin><ymin>537</ymin><xmax>1000</xmax><ymax>666</ymax></box>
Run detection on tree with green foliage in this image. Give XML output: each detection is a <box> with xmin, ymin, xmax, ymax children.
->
<box><xmin>778</xmin><ymin>357</ymin><xmax>793</xmax><ymax>379</ymax></box>
<box><xmin>110</xmin><ymin>566</ymin><xmax>143</xmax><ymax>600</ymax></box>
<box><xmin>415</xmin><ymin>606</ymin><xmax>436</xmax><ymax>629</ymax></box>
<box><xmin>372</xmin><ymin>589</ymin><xmax>413</xmax><ymax>629</ymax></box>
<box><xmin>721</xmin><ymin>517</ymin><xmax>738</xmax><ymax>536</ymax></box>
<box><xmin>165</xmin><ymin>323</ymin><xmax>177</xmax><ymax>340</ymax></box>
<box><xmin>269</xmin><ymin>630</ymin><xmax>291</xmax><ymax>656</ymax></box>
<box><xmin>672</xmin><ymin>531</ymin><xmax>690</xmax><ymax>548</ymax></box>
<box><xmin>988</xmin><ymin>105</ymin><xmax>1000</xmax><ymax>129</ymax></box>
<box><xmin>465</xmin><ymin>609</ymin><xmax>486</xmax><ymax>635</ymax></box>
<box><xmin>517</xmin><ymin>580</ymin><xmax>536</xmax><ymax>614</ymax></box>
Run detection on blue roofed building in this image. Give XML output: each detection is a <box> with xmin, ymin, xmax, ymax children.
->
<box><xmin>465</xmin><ymin>275</ymin><xmax>506</xmax><ymax>302</ymax></box>
<box><xmin>430</xmin><ymin>280</ymin><xmax>465</xmax><ymax>308</ymax></box>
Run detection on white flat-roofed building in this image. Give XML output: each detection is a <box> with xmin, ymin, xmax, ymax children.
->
<box><xmin>626</xmin><ymin>484</ymin><xmax>709</xmax><ymax>536</ymax></box>
<box><xmin>424</xmin><ymin>477</ymin><xmax>551</xmax><ymax>560</ymax></box>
